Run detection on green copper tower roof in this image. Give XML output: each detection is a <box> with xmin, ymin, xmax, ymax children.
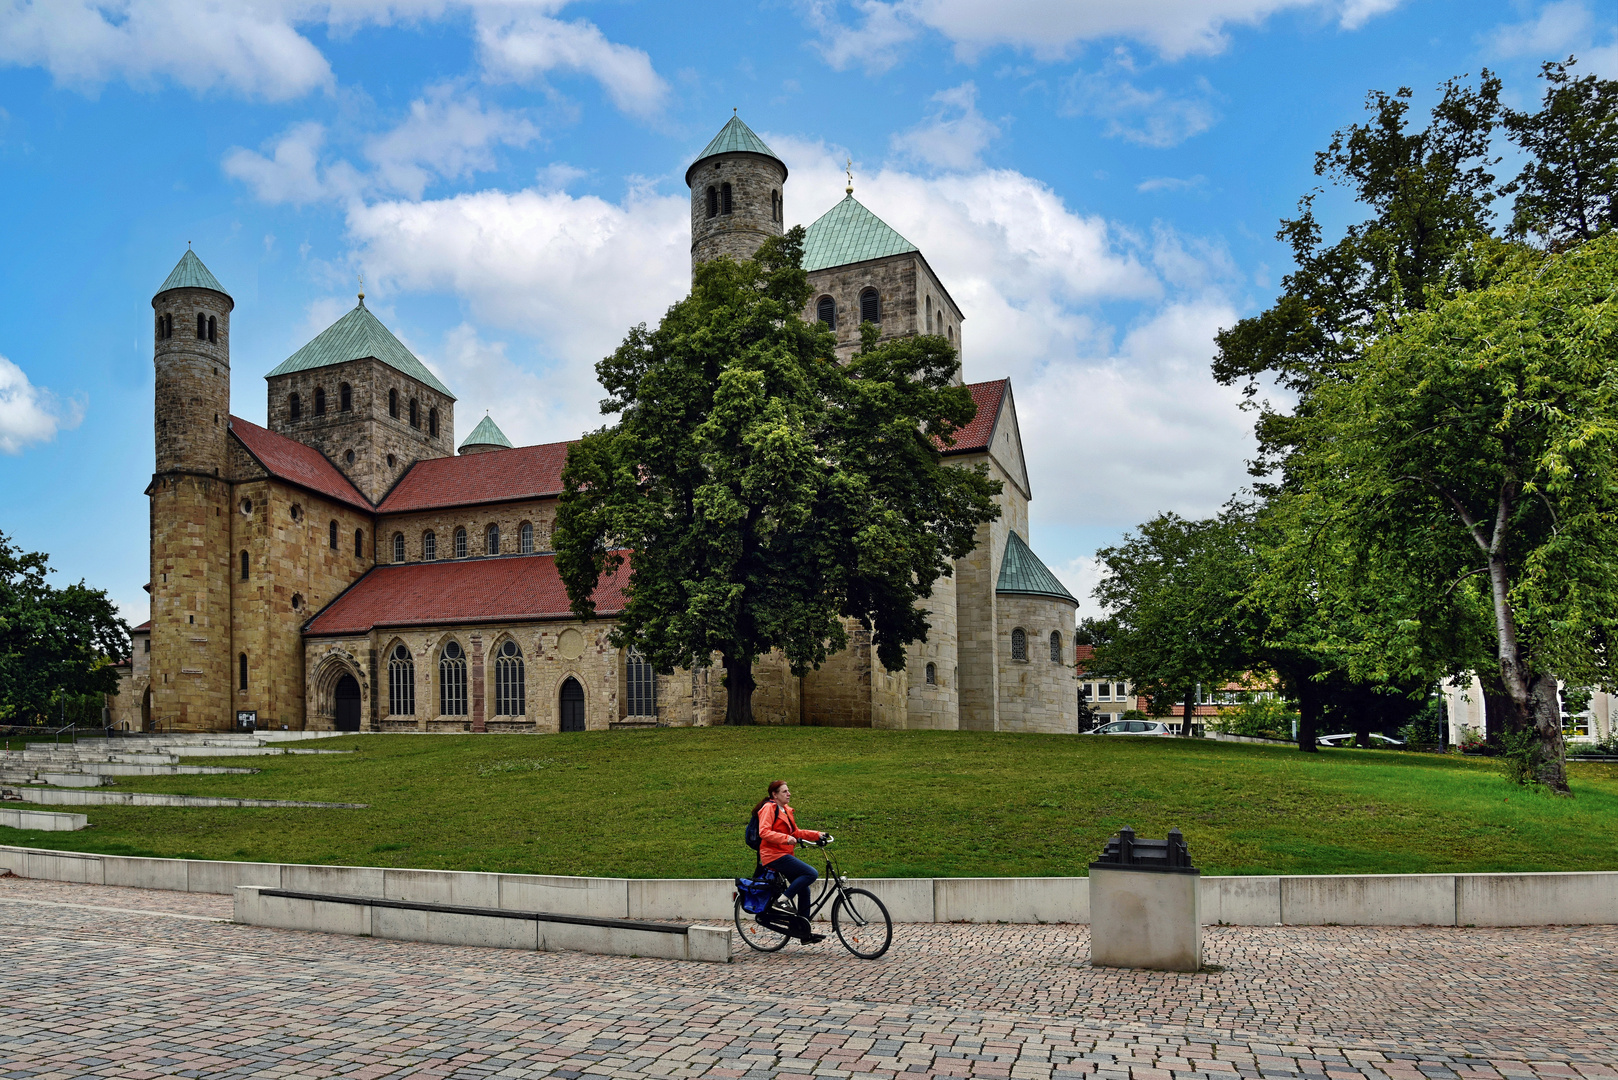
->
<box><xmin>801</xmin><ymin>195</ymin><xmax>920</xmax><ymax>272</ymax></box>
<box><xmin>997</xmin><ymin>532</ymin><xmax>1077</xmax><ymax>602</ymax></box>
<box><xmin>265</xmin><ymin>301</ymin><xmax>454</xmax><ymax>398</ymax></box>
<box><xmin>157</xmin><ymin>250</ymin><xmax>230</xmax><ymax>298</ymax></box>
<box><xmin>459</xmin><ymin>414</ymin><xmax>513</xmax><ymax>451</ymax></box>
<box><xmin>686</xmin><ymin>115</ymin><xmax>786</xmax><ymax>184</ymax></box>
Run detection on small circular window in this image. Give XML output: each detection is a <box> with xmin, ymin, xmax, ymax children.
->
<box><xmin>290</xmin><ymin>504</ymin><xmax>301</xmax><ymax>521</ymax></box>
<box><xmin>290</xmin><ymin>593</ymin><xmax>303</xmax><ymax>610</ymax></box>
<box><xmin>387</xmin><ymin>454</ymin><xmax>397</xmax><ymax>468</ymax></box>
<box><xmin>345</xmin><ymin>450</ymin><xmax>356</xmax><ymax>464</ymax></box>
<box><xmin>240</xmin><ymin>498</ymin><xmax>252</xmax><ymax>515</ymax></box>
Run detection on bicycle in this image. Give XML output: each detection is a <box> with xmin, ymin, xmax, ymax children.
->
<box><xmin>733</xmin><ymin>838</ymin><xmax>893</xmax><ymax>959</ymax></box>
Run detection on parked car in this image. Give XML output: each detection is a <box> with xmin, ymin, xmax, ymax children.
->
<box><xmin>1087</xmin><ymin>719</ymin><xmax>1176</xmax><ymax>736</ymax></box>
<box><xmin>1317</xmin><ymin>732</ymin><xmax>1406</xmax><ymax>747</ymax></box>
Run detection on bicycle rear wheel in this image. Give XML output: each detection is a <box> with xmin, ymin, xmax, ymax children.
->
<box><xmin>831</xmin><ymin>887</ymin><xmax>892</xmax><ymax>959</ymax></box>
<box><xmin>734</xmin><ymin>896</ymin><xmax>792</xmax><ymax>952</ymax></box>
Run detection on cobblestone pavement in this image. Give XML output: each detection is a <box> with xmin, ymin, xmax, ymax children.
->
<box><xmin>1</xmin><ymin>875</ymin><xmax>1614</xmax><ymax>1080</ymax></box>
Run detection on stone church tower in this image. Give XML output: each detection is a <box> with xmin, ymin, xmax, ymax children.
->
<box><xmin>146</xmin><ymin>251</ymin><xmax>235</xmax><ymax>730</ymax></box>
<box><xmin>687</xmin><ymin>114</ymin><xmax>788</xmax><ymax>271</ymax></box>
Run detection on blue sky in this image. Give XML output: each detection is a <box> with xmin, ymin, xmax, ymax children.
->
<box><xmin>1</xmin><ymin>0</ymin><xmax>1614</xmax><ymax>625</ymax></box>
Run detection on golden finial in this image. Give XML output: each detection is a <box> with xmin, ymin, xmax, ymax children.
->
<box><xmin>358</xmin><ymin>272</ymin><xmax>365</xmax><ymax>304</ymax></box>
<box><xmin>845</xmin><ymin>158</ymin><xmax>854</xmax><ymax>196</ymax></box>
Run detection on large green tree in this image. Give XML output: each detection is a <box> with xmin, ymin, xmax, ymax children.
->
<box><xmin>555</xmin><ymin>228</ymin><xmax>1001</xmax><ymax>725</ymax></box>
<box><xmin>1502</xmin><ymin>58</ymin><xmax>1618</xmax><ymax>249</ymax></box>
<box><xmin>0</xmin><ymin>532</ymin><xmax>129</xmax><ymax>725</ymax></box>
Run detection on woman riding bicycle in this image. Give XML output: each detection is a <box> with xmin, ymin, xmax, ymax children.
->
<box><xmin>754</xmin><ymin>780</ymin><xmax>832</xmax><ymax>944</ymax></box>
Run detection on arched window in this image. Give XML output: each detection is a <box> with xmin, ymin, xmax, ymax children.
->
<box><xmin>354</xmin><ymin>528</ymin><xmax>365</xmax><ymax>558</ymax></box>
<box><xmin>289</xmin><ymin>393</ymin><xmax>302</xmax><ymax>421</ymax></box>
<box><xmin>771</xmin><ymin>189</ymin><xmax>782</xmax><ymax>222</ymax></box>
<box><xmin>339</xmin><ymin>383</ymin><xmax>352</xmax><ymax>412</ymax></box>
<box><xmin>1011</xmin><ymin>627</ymin><xmax>1027</xmax><ymax>661</ymax></box>
<box><xmin>164</xmin><ymin>312</ymin><xmax>174</xmax><ymax>339</ymax></box>
<box><xmin>626</xmin><ymin>648</ymin><xmax>656</xmax><ymax>718</ymax></box>
<box><xmin>197</xmin><ymin>312</ymin><xmax>207</xmax><ymax>339</ymax></box>
<box><xmin>392</xmin><ymin>532</ymin><xmax>405</xmax><ymax>563</ymax></box>
<box><xmin>816</xmin><ymin>296</ymin><xmax>836</xmax><ymax>328</ymax></box>
<box><xmin>721</xmin><ymin>182</ymin><xmax>733</xmax><ymax>215</ymax></box>
<box><xmin>423</xmin><ymin>530</ymin><xmax>437</xmax><ymax>561</ymax></box>
<box><xmin>519</xmin><ymin>522</ymin><xmax>534</xmax><ymax>554</ymax></box>
<box><xmin>495</xmin><ymin>639</ymin><xmax>525</xmax><ymax>716</ymax></box>
<box><xmin>290</xmin><ymin>593</ymin><xmax>303</xmax><ymax>610</ymax></box>
<box><xmin>240</xmin><ymin>550</ymin><xmax>249</xmax><ymax>581</ymax></box>
<box><xmin>486</xmin><ymin>524</ymin><xmax>499</xmax><ymax>556</ymax></box>
<box><xmin>948</xmin><ymin>325</ymin><xmax>954</xmax><ymax>342</ymax></box>
<box><xmin>314</xmin><ymin>387</ymin><xmax>326</xmax><ymax>416</ymax></box>
<box><xmin>388</xmin><ymin>644</ymin><xmax>415</xmax><ymax>716</ymax></box>
<box><xmin>389</xmin><ymin>389</ymin><xmax>399</xmax><ymax>419</ymax></box>
<box><xmin>705</xmin><ymin>186</ymin><xmax>718</xmax><ymax>218</ymax></box>
<box><xmin>428</xmin><ymin>408</ymin><xmax>439</xmax><ymax>437</ymax></box>
<box><xmin>860</xmin><ymin>288</ymin><xmax>881</xmax><ymax>324</ymax></box>
<box><xmin>925</xmin><ymin>662</ymin><xmax>937</xmax><ymax>686</ymax></box>
<box><xmin>1050</xmin><ymin>631</ymin><xmax>1063</xmax><ymax>663</ymax></box>
<box><xmin>329</xmin><ymin>520</ymin><xmax>338</xmax><ymax>549</ymax></box>
<box><xmin>207</xmin><ymin>315</ymin><xmax>217</xmax><ymax>343</ymax></box>
<box><xmin>439</xmin><ymin>641</ymin><xmax>467</xmax><ymax>715</ymax></box>
<box><xmin>453</xmin><ymin>527</ymin><xmax>467</xmax><ymax>559</ymax></box>
<box><xmin>239</xmin><ymin>653</ymin><xmax>248</xmax><ymax>691</ymax></box>
<box><xmin>156</xmin><ymin>314</ymin><xmax>163</xmax><ymax>340</ymax></box>
<box><xmin>409</xmin><ymin>399</ymin><xmax>419</xmax><ymax>428</ymax></box>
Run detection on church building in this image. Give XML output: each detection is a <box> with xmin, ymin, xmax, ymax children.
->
<box><xmin>113</xmin><ymin>117</ymin><xmax>1078</xmax><ymax>736</ymax></box>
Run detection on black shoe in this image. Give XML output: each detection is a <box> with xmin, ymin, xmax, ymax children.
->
<box><xmin>801</xmin><ymin>932</ymin><xmax>826</xmax><ymax>944</ymax></box>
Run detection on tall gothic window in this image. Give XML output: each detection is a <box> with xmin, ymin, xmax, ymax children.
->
<box><xmin>626</xmin><ymin>648</ymin><xmax>656</xmax><ymax>718</ymax></box>
<box><xmin>392</xmin><ymin>532</ymin><xmax>405</xmax><ymax>563</ymax></box>
<box><xmin>454</xmin><ymin>527</ymin><xmax>467</xmax><ymax>559</ymax></box>
<box><xmin>519</xmin><ymin>522</ymin><xmax>534</xmax><ymax>554</ymax></box>
<box><xmin>314</xmin><ymin>387</ymin><xmax>326</xmax><ymax>416</ymax></box>
<box><xmin>705</xmin><ymin>186</ymin><xmax>718</xmax><ymax>218</ymax></box>
<box><xmin>354</xmin><ymin>528</ymin><xmax>365</xmax><ymax>558</ymax></box>
<box><xmin>771</xmin><ymin>189</ymin><xmax>782</xmax><ymax>222</ymax></box>
<box><xmin>389</xmin><ymin>389</ymin><xmax>399</xmax><ymax>419</ymax></box>
<box><xmin>409</xmin><ymin>399</ymin><xmax>420</xmax><ymax>428</ymax></box>
<box><xmin>925</xmin><ymin>662</ymin><xmax>937</xmax><ymax>686</ymax></box>
<box><xmin>240</xmin><ymin>550</ymin><xmax>249</xmax><ymax>581</ymax></box>
<box><xmin>1011</xmin><ymin>628</ymin><xmax>1027</xmax><ymax>662</ymax></box>
<box><xmin>721</xmin><ymin>182</ymin><xmax>733</xmax><ymax>215</ymax></box>
<box><xmin>197</xmin><ymin>312</ymin><xmax>207</xmax><ymax>339</ymax></box>
<box><xmin>439</xmin><ymin>641</ymin><xmax>467</xmax><ymax>715</ymax></box>
<box><xmin>423</xmin><ymin>530</ymin><xmax>437</xmax><ymax>561</ymax></box>
<box><xmin>389</xmin><ymin>644</ymin><xmax>415</xmax><ymax>716</ymax></box>
<box><xmin>329</xmin><ymin>520</ymin><xmax>338</xmax><ymax>549</ymax></box>
<box><xmin>816</xmin><ymin>296</ymin><xmax>836</xmax><ymax>328</ymax></box>
<box><xmin>1050</xmin><ymin>631</ymin><xmax>1063</xmax><ymax>663</ymax></box>
<box><xmin>495</xmin><ymin>639</ymin><xmax>525</xmax><ymax>716</ymax></box>
<box><xmin>207</xmin><ymin>315</ymin><xmax>217</xmax><ymax>343</ymax></box>
<box><xmin>860</xmin><ymin>287</ymin><xmax>881</xmax><ymax>324</ymax></box>
<box><xmin>339</xmin><ymin>383</ymin><xmax>351</xmax><ymax>411</ymax></box>
<box><xmin>429</xmin><ymin>408</ymin><xmax>439</xmax><ymax>437</ymax></box>
<box><xmin>289</xmin><ymin>393</ymin><xmax>302</xmax><ymax>421</ymax></box>
<box><xmin>485</xmin><ymin>524</ymin><xmax>499</xmax><ymax>556</ymax></box>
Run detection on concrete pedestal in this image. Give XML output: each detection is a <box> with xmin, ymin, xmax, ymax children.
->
<box><xmin>1089</xmin><ymin>866</ymin><xmax>1201</xmax><ymax>972</ymax></box>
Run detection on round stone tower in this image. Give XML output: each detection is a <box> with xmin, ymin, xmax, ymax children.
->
<box><xmin>148</xmin><ymin>250</ymin><xmax>235</xmax><ymax>730</ymax></box>
<box><xmin>686</xmin><ymin>114</ymin><xmax>788</xmax><ymax>273</ymax></box>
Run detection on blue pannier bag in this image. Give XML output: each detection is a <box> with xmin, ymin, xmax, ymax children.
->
<box><xmin>735</xmin><ymin>872</ymin><xmax>776</xmax><ymax>915</ymax></box>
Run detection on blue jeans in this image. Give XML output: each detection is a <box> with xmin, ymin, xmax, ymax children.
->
<box><xmin>764</xmin><ymin>853</ymin><xmax>818</xmax><ymax>921</ymax></box>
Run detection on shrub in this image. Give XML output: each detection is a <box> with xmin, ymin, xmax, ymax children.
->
<box><xmin>1209</xmin><ymin>695</ymin><xmax>1297</xmax><ymax>740</ymax></box>
<box><xmin>1498</xmin><ymin>729</ymin><xmax>1544</xmax><ymax>787</ymax></box>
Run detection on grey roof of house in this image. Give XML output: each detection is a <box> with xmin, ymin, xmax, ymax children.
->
<box><xmin>801</xmin><ymin>195</ymin><xmax>920</xmax><ymax>272</ymax></box>
<box><xmin>264</xmin><ymin>301</ymin><xmax>455</xmax><ymax>398</ymax></box>
<box><xmin>997</xmin><ymin>531</ymin><xmax>1077</xmax><ymax>602</ymax></box>
<box><xmin>158</xmin><ymin>250</ymin><xmax>229</xmax><ymax>298</ymax></box>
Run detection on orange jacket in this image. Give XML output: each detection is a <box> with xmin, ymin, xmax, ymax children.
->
<box><xmin>757</xmin><ymin>801</ymin><xmax>822</xmax><ymax>865</ymax></box>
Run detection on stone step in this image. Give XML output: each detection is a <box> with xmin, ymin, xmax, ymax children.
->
<box><xmin>10</xmin><ymin>751</ymin><xmax>181</xmax><ymax>765</ymax></box>
<box><xmin>72</xmin><ymin>762</ymin><xmax>258</xmax><ymax>777</ymax></box>
<box><xmin>0</xmin><ymin>769</ymin><xmax>110</xmax><ymax>788</ymax></box>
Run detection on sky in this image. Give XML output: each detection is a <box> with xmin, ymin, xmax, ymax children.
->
<box><xmin>1</xmin><ymin>0</ymin><xmax>1615</xmax><ymax>627</ymax></box>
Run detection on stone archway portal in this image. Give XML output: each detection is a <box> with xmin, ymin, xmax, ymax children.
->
<box><xmin>559</xmin><ymin>678</ymin><xmax>585</xmax><ymax>732</ymax></box>
<box><xmin>335</xmin><ymin>675</ymin><xmax>362</xmax><ymax>732</ymax></box>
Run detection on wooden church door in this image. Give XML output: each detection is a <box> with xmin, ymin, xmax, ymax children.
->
<box><xmin>335</xmin><ymin>675</ymin><xmax>362</xmax><ymax>731</ymax></box>
<box><xmin>559</xmin><ymin>678</ymin><xmax>585</xmax><ymax>732</ymax></box>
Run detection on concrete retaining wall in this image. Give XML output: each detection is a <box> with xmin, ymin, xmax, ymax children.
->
<box><xmin>0</xmin><ymin>809</ymin><xmax>87</xmax><ymax>831</ymax></box>
<box><xmin>1</xmin><ymin>845</ymin><xmax>1613</xmax><ymax>926</ymax></box>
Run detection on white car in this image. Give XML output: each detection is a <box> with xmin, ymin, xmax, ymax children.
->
<box><xmin>1087</xmin><ymin>719</ymin><xmax>1176</xmax><ymax>736</ymax></box>
<box><xmin>1317</xmin><ymin>732</ymin><xmax>1406</xmax><ymax>747</ymax></box>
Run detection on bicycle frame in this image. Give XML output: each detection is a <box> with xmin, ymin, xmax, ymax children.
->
<box><xmin>766</xmin><ymin>842</ymin><xmax>849</xmax><ymax>919</ymax></box>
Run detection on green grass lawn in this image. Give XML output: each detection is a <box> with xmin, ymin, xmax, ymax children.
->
<box><xmin>3</xmin><ymin>728</ymin><xmax>1615</xmax><ymax>879</ymax></box>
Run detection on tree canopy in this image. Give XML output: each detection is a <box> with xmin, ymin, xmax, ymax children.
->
<box><xmin>555</xmin><ymin>228</ymin><xmax>1001</xmax><ymax>725</ymax></box>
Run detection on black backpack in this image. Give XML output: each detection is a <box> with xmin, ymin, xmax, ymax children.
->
<box><xmin>744</xmin><ymin>802</ymin><xmax>779</xmax><ymax>851</ymax></box>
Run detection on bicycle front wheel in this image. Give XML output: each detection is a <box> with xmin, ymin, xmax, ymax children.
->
<box><xmin>831</xmin><ymin>887</ymin><xmax>892</xmax><ymax>959</ymax></box>
<box><xmin>734</xmin><ymin>896</ymin><xmax>792</xmax><ymax>953</ymax></box>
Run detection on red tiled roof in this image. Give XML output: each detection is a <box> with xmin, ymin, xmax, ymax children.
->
<box><xmin>230</xmin><ymin>416</ymin><xmax>370</xmax><ymax>511</ymax></box>
<box><xmin>939</xmin><ymin>379</ymin><xmax>1006</xmax><ymax>455</ymax></box>
<box><xmin>132</xmin><ymin>621</ymin><xmax>152</xmax><ymax>632</ymax></box>
<box><xmin>302</xmin><ymin>552</ymin><xmax>630</xmax><ymax>635</ymax></box>
<box><xmin>377</xmin><ymin>441</ymin><xmax>573</xmax><ymax>513</ymax></box>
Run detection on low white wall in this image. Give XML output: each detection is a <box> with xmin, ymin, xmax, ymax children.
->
<box><xmin>2</xmin><ymin>845</ymin><xmax>1613</xmax><ymax>927</ymax></box>
<box><xmin>0</xmin><ymin>809</ymin><xmax>87</xmax><ymax>831</ymax></box>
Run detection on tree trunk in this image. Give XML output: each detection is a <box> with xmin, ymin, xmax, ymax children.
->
<box><xmin>723</xmin><ymin>653</ymin><xmax>757</xmax><ymax>726</ymax></box>
<box><xmin>1181</xmin><ymin>685</ymin><xmax>1196</xmax><ymax>737</ymax></box>
<box><xmin>1528</xmin><ymin>672</ymin><xmax>1569</xmax><ymax>791</ymax></box>
<box><xmin>1295</xmin><ymin>680</ymin><xmax>1322</xmax><ymax>753</ymax></box>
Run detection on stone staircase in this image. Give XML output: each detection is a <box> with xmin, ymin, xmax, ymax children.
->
<box><xmin>0</xmin><ymin>731</ymin><xmax>352</xmax><ymax>789</ymax></box>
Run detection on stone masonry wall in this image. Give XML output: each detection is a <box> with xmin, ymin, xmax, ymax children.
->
<box><xmin>805</xmin><ymin>254</ymin><xmax>963</xmax><ymax>371</ymax></box>
<box><xmin>954</xmin><ymin>451</ymin><xmax>1030</xmax><ymax>732</ymax></box>
<box><xmin>148</xmin><ymin>474</ymin><xmax>233</xmax><ymax>731</ymax></box>
<box><xmin>904</xmin><ymin>570</ymin><xmax>959</xmax><ymax>730</ymax></box>
<box><xmin>152</xmin><ymin>285</ymin><xmax>232</xmax><ymax>477</ymax></box>
<box><xmin>689</xmin><ymin>153</ymin><xmax>787</xmax><ymax>269</ymax></box>
<box><xmin>994</xmin><ymin>593</ymin><xmax>1079</xmax><ymax>734</ymax></box>
<box><xmin>378</xmin><ymin>500</ymin><xmax>557</xmax><ymax>563</ymax></box>
<box><xmin>266</xmin><ymin>356</ymin><xmax>455</xmax><ymax>504</ymax></box>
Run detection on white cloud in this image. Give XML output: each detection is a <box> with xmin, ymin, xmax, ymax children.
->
<box><xmin>0</xmin><ymin>354</ymin><xmax>82</xmax><ymax>454</ymax></box>
<box><xmin>1061</xmin><ymin>56</ymin><xmax>1220</xmax><ymax>148</ymax></box>
<box><xmin>1486</xmin><ymin>1</ymin><xmax>1618</xmax><ymax>76</ymax></box>
<box><xmin>476</xmin><ymin>10</ymin><xmax>668</xmax><ymax>116</ymax></box>
<box><xmin>364</xmin><ymin>85</ymin><xmax>539</xmax><ymax>199</ymax></box>
<box><xmin>1137</xmin><ymin>175</ymin><xmax>1206</xmax><ymax>193</ymax></box>
<box><xmin>804</xmin><ymin>0</ymin><xmax>1406</xmax><ymax>67</ymax></box>
<box><xmin>1053</xmin><ymin>554</ymin><xmax>1108</xmax><ymax>619</ymax></box>
<box><xmin>223</xmin><ymin>121</ymin><xmax>357</xmax><ymax>206</ymax></box>
<box><xmin>890</xmin><ymin>82</ymin><xmax>1001</xmax><ymax>169</ymax></box>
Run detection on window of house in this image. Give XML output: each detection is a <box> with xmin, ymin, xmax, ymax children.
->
<box><xmin>520</xmin><ymin>522</ymin><xmax>534</xmax><ymax>554</ymax></box>
<box><xmin>439</xmin><ymin>641</ymin><xmax>467</xmax><ymax>716</ymax></box>
<box><xmin>207</xmin><ymin>315</ymin><xmax>217</xmax><ymax>343</ymax></box>
<box><xmin>925</xmin><ymin>662</ymin><xmax>936</xmax><ymax>686</ymax></box>
<box><xmin>423</xmin><ymin>531</ymin><xmax>436</xmax><ymax>561</ymax></box>
<box><xmin>1082</xmin><ymin>682</ymin><xmax>1094</xmax><ymax>700</ymax></box>
<box><xmin>392</xmin><ymin>533</ymin><xmax>405</xmax><ymax>563</ymax></box>
<box><xmin>429</xmin><ymin>408</ymin><xmax>439</xmax><ymax>437</ymax></box>
<box><xmin>454</xmin><ymin>527</ymin><xmax>467</xmax><ymax>559</ymax></box>
<box><xmin>626</xmin><ymin>648</ymin><xmax>656</xmax><ymax>718</ymax></box>
<box><xmin>389</xmin><ymin>389</ymin><xmax>399</xmax><ymax>419</ymax></box>
<box><xmin>1050</xmin><ymin>631</ymin><xmax>1063</xmax><ymax>663</ymax></box>
<box><xmin>486</xmin><ymin>524</ymin><xmax>499</xmax><ymax>556</ymax></box>
<box><xmin>1011</xmin><ymin>627</ymin><xmax>1027</xmax><ymax>661</ymax></box>
<box><xmin>314</xmin><ymin>387</ymin><xmax>326</xmax><ymax>416</ymax></box>
<box><xmin>859</xmin><ymin>288</ymin><xmax>880</xmax><ymax>324</ymax></box>
<box><xmin>409</xmin><ymin>399</ymin><xmax>419</xmax><ymax>429</ymax></box>
<box><xmin>328</xmin><ymin>520</ymin><xmax>338</xmax><ymax>549</ymax></box>
<box><xmin>721</xmin><ymin>182</ymin><xmax>733</xmax><ymax>215</ymax></box>
<box><xmin>816</xmin><ymin>296</ymin><xmax>836</xmax><ymax>328</ymax></box>
<box><xmin>239</xmin><ymin>653</ymin><xmax>248</xmax><ymax>691</ymax></box>
<box><xmin>354</xmin><ymin>529</ymin><xmax>365</xmax><ymax>558</ymax></box>
<box><xmin>240</xmin><ymin>550</ymin><xmax>249</xmax><ymax>581</ymax></box>
<box><xmin>196</xmin><ymin>313</ymin><xmax>206</xmax><ymax>339</ymax></box>
<box><xmin>495</xmin><ymin>639</ymin><xmax>525</xmax><ymax>716</ymax></box>
<box><xmin>289</xmin><ymin>393</ymin><xmax>302</xmax><ymax>421</ymax></box>
<box><xmin>389</xmin><ymin>644</ymin><xmax>415</xmax><ymax>716</ymax></box>
<box><xmin>144</xmin><ymin>639</ymin><xmax>150</xmax><ymax>654</ymax></box>
<box><xmin>706</xmin><ymin>186</ymin><xmax>718</xmax><ymax>218</ymax></box>
<box><xmin>339</xmin><ymin>383</ymin><xmax>351</xmax><ymax>411</ymax></box>
<box><xmin>771</xmin><ymin>189</ymin><xmax>782</xmax><ymax>222</ymax></box>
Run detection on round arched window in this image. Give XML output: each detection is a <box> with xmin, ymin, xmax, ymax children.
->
<box><xmin>290</xmin><ymin>504</ymin><xmax>301</xmax><ymax>521</ymax></box>
<box><xmin>345</xmin><ymin>450</ymin><xmax>356</xmax><ymax>464</ymax></box>
<box><xmin>240</xmin><ymin>498</ymin><xmax>252</xmax><ymax>515</ymax></box>
<box><xmin>816</xmin><ymin>296</ymin><xmax>836</xmax><ymax>328</ymax></box>
<box><xmin>291</xmin><ymin>593</ymin><xmax>303</xmax><ymax>610</ymax></box>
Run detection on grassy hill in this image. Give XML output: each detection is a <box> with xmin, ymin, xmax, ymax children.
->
<box><xmin>3</xmin><ymin>727</ymin><xmax>1615</xmax><ymax>878</ymax></box>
